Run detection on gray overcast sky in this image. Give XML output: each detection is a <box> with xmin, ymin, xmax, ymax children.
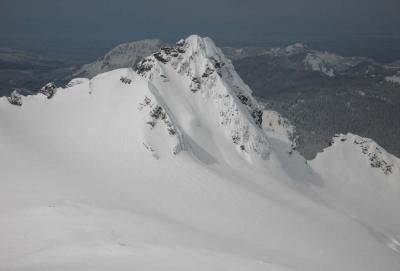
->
<box><xmin>1</xmin><ymin>0</ymin><xmax>399</xmax><ymax>54</ymax></box>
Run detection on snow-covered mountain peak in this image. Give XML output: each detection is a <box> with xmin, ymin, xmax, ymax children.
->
<box><xmin>137</xmin><ymin>35</ymin><xmax>227</xmax><ymax>77</ymax></box>
<box><xmin>292</xmin><ymin>42</ymin><xmax>306</xmax><ymax>48</ymax></box>
<box><xmin>181</xmin><ymin>35</ymin><xmax>219</xmax><ymax>57</ymax></box>
<box><xmin>136</xmin><ymin>35</ymin><xmax>270</xmax><ymax>161</ymax></box>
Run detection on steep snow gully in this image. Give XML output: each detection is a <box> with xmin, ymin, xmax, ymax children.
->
<box><xmin>1</xmin><ymin>35</ymin><xmax>399</xmax><ymax>271</ymax></box>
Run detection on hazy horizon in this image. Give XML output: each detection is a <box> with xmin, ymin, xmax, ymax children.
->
<box><xmin>1</xmin><ymin>0</ymin><xmax>400</xmax><ymax>62</ymax></box>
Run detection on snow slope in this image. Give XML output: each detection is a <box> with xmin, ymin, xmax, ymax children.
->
<box><xmin>1</xmin><ymin>35</ymin><xmax>400</xmax><ymax>271</ymax></box>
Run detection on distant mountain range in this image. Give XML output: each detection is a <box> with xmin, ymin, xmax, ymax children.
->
<box><xmin>229</xmin><ymin>43</ymin><xmax>400</xmax><ymax>159</ymax></box>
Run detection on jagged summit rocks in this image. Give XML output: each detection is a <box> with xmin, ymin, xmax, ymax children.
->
<box><xmin>7</xmin><ymin>90</ymin><xmax>23</xmax><ymax>106</ymax></box>
<box><xmin>39</xmin><ymin>82</ymin><xmax>57</xmax><ymax>99</ymax></box>
<box><xmin>6</xmin><ymin>82</ymin><xmax>57</xmax><ymax>106</ymax></box>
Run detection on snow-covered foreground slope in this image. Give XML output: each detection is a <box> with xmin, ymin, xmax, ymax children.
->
<box><xmin>1</xmin><ymin>36</ymin><xmax>400</xmax><ymax>271</ymax></box>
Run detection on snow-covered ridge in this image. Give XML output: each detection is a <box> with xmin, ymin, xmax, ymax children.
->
<box><xmin>319</xmin><ymin>133</ymin><xmax>398</xmax><ymax>176</ymax></box>
<box><xmin>351</xmin><ymin>136</ymin><xmax>396</xmax><ymax>175</ymax></box>
<box><xmin>1</xmin><ymin>68</ymin><xmax>186</xmax><ymax>158</ymax></box>
<box><xmin>3</xmin><ymin>81</ymin><xmax>58</xmax><ymax>106</ymax></box>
